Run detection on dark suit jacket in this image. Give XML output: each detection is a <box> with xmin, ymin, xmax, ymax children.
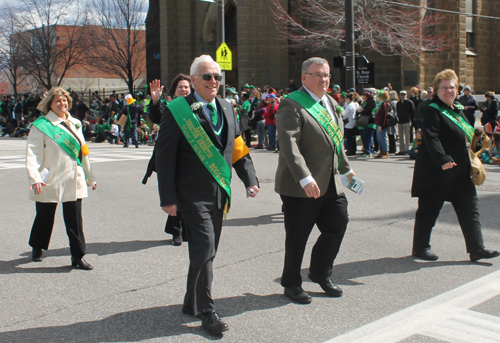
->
<box><xmin>275</xmin><ymin>87</ymin><xmax>351</xmax><ymax>198</ymax></box>
<box><xmin>411</xmin><ymin>98</ymin><xmax>475</xmax><ymax>201</ymax></box>
<box><xmin>154</xmin><ymin>93</ymin><xmax>258</xmax><ymax>212</ymax></box>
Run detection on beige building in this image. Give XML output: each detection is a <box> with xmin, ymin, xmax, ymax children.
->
<box><xmin>148</xmin><ymin>0</ymin><xmax>499</xmax><ymax>94</ymax></box>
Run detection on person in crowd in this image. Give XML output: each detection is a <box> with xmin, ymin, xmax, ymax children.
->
<box><xmin>253</xmin><ymin>99</ymin><xmax>267</xmax><ymax>149</ymax></box>
<box><xmin>89</xmin><ymin>118</ymin><xmax>109</xmax><ymax>143</ymax></box>
<box><xmin>151</xmin><ymin>55</ymin><xmax>259</xmax><ymax>335</ymax></box>
<box><xmin>275</xmin><ymin>57</ymin><xmax>354</xmax><ymax>305</ymax></box>
<box><xmin>356</xmin><ymin>91</ymin><xmax>377</xmax><ymax>157</ymax></box>
<box><xmin>343</xmin><ymin>92</ymin><xmax>359</xmax><ymax>156</ymax></box>
<box><xmin>409</xmin><ymin>87</ymin><xmax>421</xmax><ymax>130</ymax></box>
<box><xmin>471</xmin><ymin>127</ymin><xmax>490</xmax><ymax>157</ymax></box>
<box><xmin>26</xmin><ymin>87</ymin><xmax>97</xmax><ymax>269</ymax></box>
<box><xmin>104</xmin><ymin>120</ymin><xmax>121</xmax><ymax>144</ymax></box>
<box><xmin>415</xmin><ymin>91</ymin><xmax>429</xmax><ymax>130</ymax></box>
<box><xmin>479</xmin><ymin>91</ymin><xmax>499</xmax><ymax>125</ymax></box>
<box><xmin>411</xmin><ymin>69</ymin><xmax>498</xmax><ymax>262</ymax></box>
<box><xmin>144</xmin><ymin>73</ymin><xmax>192</xmax><ymax>246</ymax></box>
<box><xmin>264</xmin><ymin>93</ymin><xmax>278</xmax><ymax>151</ymax></box>
<box><xmin>118</xmin><ymin>94</ymin><xmax>143</xmax><ymax>148</ymax></box>
<box><xmin>396</xmin><ymin>90</ymin><xmax>415</xmax><ymax>155</ymax></box>
<box><xmin>374</xmin><ymin>90</ymin><xmax>392</xmax><ymax>159</ymax></box>
<box><xmin>14</xmin><ymin>97</ymin><xmax>23</xmax><ymax>122</ymax></box>
<box><xmin>388</xmin><ymin>90</ymin><xmax>399</xmax><ymax>154</ymax></box>
<box><xmin>289</xmin><ymin>79</ymin><xmax>298</xmax><ymax>92</ymax></box>
<box><xmin>339</xmin><ymin>92</ymin><xmax>347</xmax><ymax>108</ymax></box>
<box><xmin>481</xmin><ymin>132</ymin><xmax>500</xmax><ymax>165</ymax></box>
<box><xmin>332</xmin><ymin>85</ymin><xmax>341</xmax><ymax>102</ymax></box>
<box><xmin>239</xmin><ymin>92</ymin><xmax>252</xmax><ymax>147</ymax></box>
<box><xmin>385</xmin><ymin>83</ymin><xmax>393</xmax><ymax>91</ymax></box>
<box><xmin>458</xmin><ymin>85</ymin><xmax>479</xmax><ymax>126</ymax></box>
<box><xmin>407</xmin><ymin>128</ymin><xmax>422</xmax><ymax>160</ymax></box>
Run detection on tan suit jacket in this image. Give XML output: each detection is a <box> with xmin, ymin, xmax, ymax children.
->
<box><xmin>26</xmin><ymin>111</ymin><xmax>96</xmax><ymax>202</ymax></box>
<box><xmin>275</xmin><ymin>87</ymin><xmax>351</xmax><ymax>198</ymax></box>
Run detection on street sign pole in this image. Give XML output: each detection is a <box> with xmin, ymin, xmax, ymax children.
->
<box><xmin>345</xmin><ymin>0</ymin><xmax>355</xmax><ymax>90</ymax></box>
<box><xmin>217</xmin><ymin>0</ymin><xmax>225</xmax><ymax>98</ymax></box>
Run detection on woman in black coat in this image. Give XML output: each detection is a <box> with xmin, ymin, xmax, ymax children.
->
<box><xmin>411</xmin><ymin>69</ymin><xmax>498</xmax><ymax>262</ymax></box>
<box><xmin>479</xmin><ymin>91</ymin><xmax>499</xmax><ymax>126</ymax></box>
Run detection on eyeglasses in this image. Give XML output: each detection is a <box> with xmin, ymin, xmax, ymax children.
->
<box><xmin>439</xmin><ymin>86</ymin><xmax>456</xmax><ymax>92</ymax></box>
<box><xmin>195</xmin><ymin>74</ymin><xmax>223</xmax><ymax>82</ymax></box>
<box><xmin>305</xmin><ymin>73</ymin><xmax>331</xmax><ymax>79</ymax></box>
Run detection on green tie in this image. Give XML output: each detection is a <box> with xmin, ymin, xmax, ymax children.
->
<box><xmin>207</xmin><ymin>103</ymin><xmax>218</xmax><ymax>126</ymax></box>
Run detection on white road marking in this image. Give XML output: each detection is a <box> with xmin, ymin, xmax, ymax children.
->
<box><xmin>325</xmin><ymin>269</ymin><xmax>500</xmax><ymax>343</ymax></box>
<box><xmin>0</xmin><ymin>147</ymin><xmax>153</xmax><ymax>169</ymax></box>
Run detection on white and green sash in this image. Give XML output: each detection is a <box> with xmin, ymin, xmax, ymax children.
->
<box><xmin>168</xmin><ymin>97</ymin><xmax>232</xmax><ymax>210</ymax></box>
<box><xmin>287</xmin><ymin>91</ymin><xmax>344</xmax><ymax>165</ymax></box>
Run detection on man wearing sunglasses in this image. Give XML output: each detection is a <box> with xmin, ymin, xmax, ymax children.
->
<box><xmin>150</xmin><ymin>54</ymin><xmax>259</xmax><ymax>335</ymax></box>
<box><xmin>275</xmin><ymin>57</ymin><xmax>355</xmax><ymax>304</ymax></box>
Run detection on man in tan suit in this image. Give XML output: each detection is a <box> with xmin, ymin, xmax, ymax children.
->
<box><xmin>275</xmin><ymin>57</ymin><xmax>355</xmax><ymax>304</ymax></box>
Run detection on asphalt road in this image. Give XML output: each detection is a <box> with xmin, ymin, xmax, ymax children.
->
<box><xmin>1</xmin><ymin>137</ymin><xmax>500</xmax><ymax>343</ymax></box>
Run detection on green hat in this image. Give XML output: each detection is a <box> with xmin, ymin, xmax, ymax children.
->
<box><xmin>243</xmin><ymin>84</ymin><xmax>250</xmax><ymax>88</ymax></box>
<box><xmin>333</xmin><ymin>85</ymin><xmax>340</xmax><ymax>89</ymax></box>
<box><xmin>226</xmin><ymin>87</ymin><xmax>238</xmax><ymax>94</ymax></box>
<box><xmin>248</xmin><ymin>85</ymin><xmax>255</xmax><ymax>90</ymax></box>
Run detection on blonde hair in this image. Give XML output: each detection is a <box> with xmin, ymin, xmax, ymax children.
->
<box><xmin>380</xmin><ymin>90</ymin><xmax>390</xmax><ymax>101</ymax></box>
<box><xmin>432</xmin><ymin>69</ymin><xmax>459</xmax><ymax>100</ymax></box>
<box><xmin>37</xmin><ymin>87</ymin><xmax>73</xmax><ymax>114</ymax></box>
<box><xmin>389</xmin><ymin>90</ymin><xmax>399</xmax><ymax>101</ymax></box>
<box><xmin>253</xmin><ymin>89</ymin><xmax>262</xmax><ymax>99</ymax></box>
<box><xmin>419</xmin><ymin>90</ymin><xmax>428</xmax><ymax>100</ymax></box>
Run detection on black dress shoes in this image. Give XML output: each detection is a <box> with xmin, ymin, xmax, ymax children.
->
<box><xmin>412</xmin><ymin>249</ymin><xmax>439</xmax><ymax>261</ymax></box>
<box><xmin>172</xmin><ymin>234</ymin><xmax>183</xmax><ymax>246</ymax></box>
<box><xmin>32</xmin><ymin>248</ymin><xmax>43</xmax><ymax>262</ymax></box>
<box><xmin>201</xmin><ymin>312</ymin><xmax>229</xmax><ymax>335</ymax></box>
<box><xmin>470</xmin><ymin>249</ymin><xmax>500</xmax><ymax>262</ymax></box>
<box><xmin>284</xmin><ymin>285</ymin><xmax>312</xmax><ymax>304</ymax></box>
<box><xmin>308</xmin><ymin>273</ymin><xmax>343</xmax><ymax>297</ymax></box>
<box><xmin>71</xmin><ymin>257</ymin><xmax>93</xmax><ymax>270</ymax></box>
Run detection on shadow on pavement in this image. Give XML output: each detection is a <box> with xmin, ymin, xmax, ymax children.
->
<box><xmin>0</xmin><ymin>293</ymin><xmax>289</xmax><ymax>342</ymax></box>
<box><xmin>273</xmin><ymin>256</ymin><xmax>491</xmax><ymax>287</ymax></box>
<box><xmin>223</xmin><ymin>213</ymin><xmax>284</xmax><ymax>227</ymax></box>
<box><xmin>0</xmin><ymin>240</ymin><xmax>167</xmax><ymax>274</ymax></box>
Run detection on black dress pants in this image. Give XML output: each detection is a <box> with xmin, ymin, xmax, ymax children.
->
<box><xmin>29</xmin><ymin>200</ymin><xmax>86</xmax><ymax>258</ymax></box>
<box><xmin>280</xmin><ymin>179</ymin><xmax>348</xmax><ymax>287</ymax></box>
<box><xmin>413</xmin><ymin>195</ymin><xmax>484</xmax><ymax>254</ymax></box>
<box><xmin>181</xmin><ymin>207</ymin><xmax>224</xmax><ymax>316</ymax></box>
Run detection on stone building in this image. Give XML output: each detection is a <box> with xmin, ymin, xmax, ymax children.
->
<box><xmin>147</xmin><ymin>0</ymin><xmax>500</xmax><ymax>94</ymax></box>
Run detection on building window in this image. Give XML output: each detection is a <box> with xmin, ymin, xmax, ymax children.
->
<box><xmin>465</xmin><ymin>0</ymin><xmax>476</xmax><ymax>51</ymax></box>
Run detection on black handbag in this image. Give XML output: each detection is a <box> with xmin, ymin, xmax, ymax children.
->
<box><xmin>355</xmin><ymin>113</ymin><xmax>370</xmax><ymax>127</ymax></box>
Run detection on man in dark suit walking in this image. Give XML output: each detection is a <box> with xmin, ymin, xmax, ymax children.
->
<box><xmin>150</xmin><ymin>55</ymin><xmax>259</xmax><ymax>335</ymax></box>
<box><xmin>275</xmin><ymin>57</ymin><xmax>355</xmax><ymax>304</ymax></box>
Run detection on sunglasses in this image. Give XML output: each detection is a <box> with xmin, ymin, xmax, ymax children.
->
<box><xmin>195</xmin><ymin>74</ymin><xmax>223</xmax><ymax>82</ymax></box>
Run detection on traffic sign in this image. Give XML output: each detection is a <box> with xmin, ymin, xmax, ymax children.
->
<box><xmin>216</xmin><ymin>42</ymin><xmax>232</xmax><ymax>71</ymax></box>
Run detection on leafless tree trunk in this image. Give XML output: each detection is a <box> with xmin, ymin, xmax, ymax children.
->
<box><xmin>6</xmin><ymin>0</ymin><xmax>91</xmax><ymax>91</ymax></box>
<box><xmin>0</xmin><ymin>12</ymin><xmax>28</xmax><ymax>98</ymax></box>
<box><xmin>271</xmin><ymin>0</ymin><xmax>450</xmax><ymax>63</ymax></box>
<box><xmin>89</xmin><ymin>0</ymin><xmax>147</xmax><ymax>94</ymax></box>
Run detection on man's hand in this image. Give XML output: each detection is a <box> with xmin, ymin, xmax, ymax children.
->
<box><xmin>246</xmin><ymin>185</ymin><xmax>259</xmax><ymax>198</ymax></box>
<box><xmin>303</xmin><ymin>181</ymin><xmax>321</xmax><ymax>199</ymax></box>
<box><xmin>162</xmin><ymin>204</ymin><xmax>177</xmax><ymax>216</ymax></box>
<box><xmin>346</xmin><ymin>171</ymin><xmax>356</xmax><ymax>183</ymax></box>
<box><xmin>149</xmin><ymin>79</ymin><xmax>164</xmax><ymax>105</ymax></box>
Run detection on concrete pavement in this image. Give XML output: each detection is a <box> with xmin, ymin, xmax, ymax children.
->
<box><xmin>1</xmin><ymin>138</ymin><xmax>500</xmax><ymax>342</ymax></box>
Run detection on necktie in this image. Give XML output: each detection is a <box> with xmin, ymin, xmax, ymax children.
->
<box><xmin>207</xmin><ymin>103</ymin><xmax>218</xmax><ymax>126</ymax></box>
<box><xmin>319</xmin><ymin>99</ymin><xmax>326</xmax><ymax>108</ymax></box>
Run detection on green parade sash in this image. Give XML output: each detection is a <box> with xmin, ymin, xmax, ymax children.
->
<box><xmin>168</xmin><ymin>97</ymin><xmax>232</xmax><ymax>209</ymax></box>
<box><xmin>32</xmin><ymin>116</ymin><xmax>82</xmax><ymax>166</ymax></box>
<box><xmin>287</xmin><ymin>91</ymin><xmax>344</xmax><ymax>165</ymax></box>
<box><xmin>429</xmin><ymin>103</ymin><xmax>474</xmax><ymax>142</ymax></box>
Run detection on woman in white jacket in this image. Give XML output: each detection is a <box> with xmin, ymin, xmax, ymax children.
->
<box><xmin>26</xmin><ymin>87</ymin><xmax>97</xmax><ymax>270</ymax></box>
<box><xmin>343</xmin><ymin>92</ymin><xmax>360</xmax><ymax>155</ymax></box>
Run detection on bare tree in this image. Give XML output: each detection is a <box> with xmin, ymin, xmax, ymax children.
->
<box><xmin>6</xmin><ymin>0</ymin><xmax>91</xmax><ymax>91</ymax></box>
<box><xmin>0</xmin><ymin>12</ymin><xmax>29</xmax><ymax>98</ymax></box>
<box><xmin>271</xmin><ymin>0</ymin><xmax>450</xmax><ymax>62</ymax></box>
<box><xmin>89</xmin><ymin>0</ymin><xmax>146</xmax><ymax>94</ymax></box>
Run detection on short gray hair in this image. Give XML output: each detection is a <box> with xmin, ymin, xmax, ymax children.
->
<box><xmin>190</xmin><ymin>55</ymin><xmax>221</xmax><ymax>76</ymax></box>
<box><xmin>302</xmin><ymin>57</ymin><xmax>329</xmax><ymax>74</ymax></box>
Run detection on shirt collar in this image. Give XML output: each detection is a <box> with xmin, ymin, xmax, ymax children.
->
<box><xmin>303</xmin><ymin>86</ymin><xmax>328</xmax><ymax>104</ymax></box>
<box><xmin>194</xmin><ymin>91</ymin><xmax>217</xmax><ymax>109</ymax></box>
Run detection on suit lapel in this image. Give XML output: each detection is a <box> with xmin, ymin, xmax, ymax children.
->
<box><xmin>298</xmin><ymin>87</ymin><xmax>336</xmax><ymax>152</ymax></box>
<box><xmin>216</xmin><ymin>97</ymin><xmax>233</xmax><ymax>151</ymax></box>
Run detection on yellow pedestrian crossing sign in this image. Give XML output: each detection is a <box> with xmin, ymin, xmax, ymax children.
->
<box><xmin>216</xmin><ymin>42</ymin><xmax>232</xmax><ymax>71</ymax></box>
